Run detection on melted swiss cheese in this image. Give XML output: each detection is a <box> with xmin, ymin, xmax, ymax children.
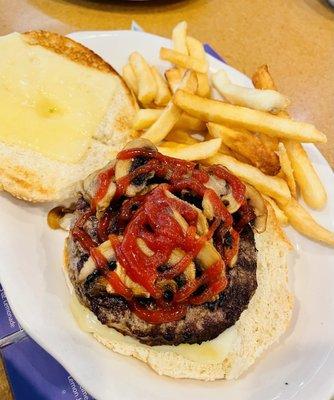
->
<box><xmin>0</xmin><ymin>33</ymin><xmax>118</xmax><ymax>163</ymax></box>
<box><xmin>70</xmin><ymin>295</ymin><xmax>239</xmax><ymax>364</ymax></box>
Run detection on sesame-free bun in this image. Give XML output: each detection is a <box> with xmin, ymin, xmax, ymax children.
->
<box><xmin>0</xmin><ymin>31</ymin><xmax>137</xmax><ymax>202</ymax></box>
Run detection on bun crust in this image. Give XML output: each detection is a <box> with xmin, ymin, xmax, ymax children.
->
<box><xmin>23</xmin><ymin>31</ymin><xmax>117</xmax><ymax>74</ymax></box>
<box><xmin>0</xmin><ymin>31</ymin><xmax>137</xmax><ymax>202</ymax></box>
<box><xmin>64</xmin><ymin>205</ymin><xmax>293</xmax><ymax>380</ymax></box>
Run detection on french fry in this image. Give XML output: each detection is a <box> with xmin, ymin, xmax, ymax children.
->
<box><xmin>280</xmin><ymin>198</ymin><xmax>334</xmax><ymax>246</ymax></box>
<box><xmin>126</xmin><ymin>25</ymin><xmax>332</xmax><ymax>250</ymax></box>
<box><xmin>257</xmin><ymin>133</ymin><xmax>278</xmax><ymax>152</ymax></box>
<box><xmin>175</xmin><ymin>113</ymin><xmax>206</xmax><ymax>131</ymax></box>
<box><xmin>159</xmin><ymin>141</ymin><xmax>187</xmax><ymax>149</ymax></box>
<box><xmin>262</xmin><ymin>195</ymin><xmax>288</xmax><ymax>226</ymax></box>
<box><xmin>186</xmin><ymin>36</ymin><xmax>206</xmax><ymax>60</ymax></box>
<box><xmin>227</xmin><ymin>149</ymin><xmax>251</xmax><ymax>164</ymax></box>
<box><xmin>212</xmin><ymin>69</ymin><xmax>289</xmax><ymax>112</ymax></box>
<box><xmin>253</xmin><ymin>65</ymin><xmax>327</xmax><ymax>209</ymax></box>
<box><xmin>208</xmin><ymin>122</ymin><xmax>280</xmax><ymax>175</ymax></box>
<box><xmin>150</xmin><ymin>66</ymin><xmax>171</xmax><ymax>106</ymax></box>
<box><xmin>142</xmin><ymin>70</ymin><xmax>197</xmax><ymax>144</ymax></box>
<box><xmin>159</xmin><ymin>138</ymin><xmax>222</xmax><ymax>161</ymax></box>
<box><xmin>207</xmin><ymin>153</ymin><xmax>291</xmax><ymax>204</ymax></box>
<box><xmin>133</xmin><ymin>109</ymin><xmax>162</xmax><ymax>130</ymax></box>
<box><xmin>252</xmin><ymin>64</ymin><xmax>277</xmax><ymax>91</ymax></box>
<box><xmin>122</xmin><ymin>63</ymin><xmax>138</xmax><ymax>95</ymax></box>
<box><xmin>129</xmin><ymin>52</ymin><xmax>157</xmax><ymax>105</ymax></box>
<box><xmin>219</xmin><ymin>143</ymin><xmax>236</xmax><ymax>158</ymax></box>
<box><xmin>141</xmin><ymin>102</ymin><xmax>182</xmax><ymax>144</ymax></box>
<box><xmin>284</xmin><ymin>141</ymin><xmax>327</xmax><ymax>209</ymax></box>
<box><xmin>172</xmin><ymin>21</ymin><xmax>188</xmax><ymax>55</ymax></box>
<box><xmin>206</xmin><ymin>129</ymin><xmax>242</xmax><ymax>159</ymax></box>
<box><xmin>133</xmin><ymin>108</ymin><xmax>205</xmax><ymax>131</ymax></box>
<box><xmin>160</xmin><ymin>48</ymin><xmax>208</xmax><ymax>74</ymax></box>
<box><xmin>173</xmin><ymin>90</ymin><xmax>327</xmax><ymax>143</ymax></box>
<box><xmin>252</xmin><ymin>65</ymin><xmax>280</xmax><ymax>151</ymax></box>
<box><xmin>206</xmin><ymin>130</ymin><xmax>259</xmax><ymax>163</ymax></box>
<box><xmin>278</xmin><ymin>142</ymin><xmax>297</xmax><ymax>198</ymax></box>
<box><xmin>165</xmin><ymin>68</ymin><xmax>182</xmax><ymax>93</ymax></box>
<box><xmin>196</xmin><ymin>72</ymin><xmax>211</xmax><ymax>98</ymax></box>
<box><xmin>186</xmin><ymin>36</ymin><xmax>210</xmax><ymax>97</ymax></box>
<box><xmin>165</xmin><ymin>129</ymin><xmax>198</xmax><ymax>145</ymax></box>
<box><xmin>213</xmin><ymin>141</ymin><xmax>251</xmax><ymax>163</ymax></box>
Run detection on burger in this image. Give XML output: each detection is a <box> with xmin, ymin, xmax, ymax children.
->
<box><xmin>64</xmin><ymin>138</ymin><xmax>292</xmax><ymax>380</ymax></box>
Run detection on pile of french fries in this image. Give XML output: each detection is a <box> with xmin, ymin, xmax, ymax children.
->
<box><xmin>122</xmin><ymin>21</ymin><xmax>334</xmax><ymax>247</ymax></box>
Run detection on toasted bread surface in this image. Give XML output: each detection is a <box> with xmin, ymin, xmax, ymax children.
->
<box><xmin>23</xmin><ymin>31</ymin><xmax>116</xmax><ymax>74</ymax></box>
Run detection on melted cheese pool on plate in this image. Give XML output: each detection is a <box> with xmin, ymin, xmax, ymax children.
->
<box><xmin>71</xmin><ymin>294</ymin><xmax>239</xmax><ymax>364</ymax></box>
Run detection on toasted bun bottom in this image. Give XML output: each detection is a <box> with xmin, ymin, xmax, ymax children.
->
<box><xmin>64</xmin><ymin>205</ymin><xmax>293</xmax><ymax>380</ymax></box>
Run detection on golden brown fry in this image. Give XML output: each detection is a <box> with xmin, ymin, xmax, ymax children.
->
<box><xmin>262</xmin><ymin>195</ymin><xmax>288</xmax><ymax>226</ymax></box>
<box><xmin>160</xmin><ymin>48</ymin><xmax>208</xmax><ymax>74</ymax></box>
<box><xmin>122</xmin><ymin>63</ymin><xmax>138</xmax><ymax>95</ymax></box>
<box><xmin>150</xmin><ymin>66</ymin><xmax>171</xmax><ymax>106</ymax></box>
<box><xmin>159</xmin><ymin>138</ymin><xmax>221</xmax><ymax>161</ymax></box>
<box><xmin>219</xmin><ymin>145</ymin><xmax>246</xmax><ymax>161</ymax></box>
<box><xmin>159</xmin><ymin>141</ymin><xmax>187</xmax><ymax>149</ymax></box>
<box><xmin>141</xmin><ymin>102</ymin><xmax>182</xmax><ymax>144</ymax></box>
<box><xmin>257</xmin><ymin>133</ymin><xmax>278</xmax><ymax>152</ymax></box>
<box><xmin>165</xmin><ymin>129</ymin><xmax>198</xmax><ymax>145</ymax></box>
<box><xmin>206</xmin><ymin>129</ymin><xmax>256</xmax><ymax>162</ymax></box>
<box><xmin>252</xmin><ymin>65</ymin><xmax>277</xmax><ymax>91</ymax></box>
<box><xmin>186</xmin><ymin>36</ymin><xmax>206</xmax><ymax>60</ymax></box>
<box><xmin>175</xmin><ymin>113</ymin><xmax>206</xmax><ymax>131</ymax></box>
<box><xmin>172</xmin><ymin>21</ymin><xmax>188</xmax><ymax>55</ymax></box>
<box><xmin>207</xmin><ymin>123</ymin><xmax>280</xmax><ymax>175</ymax></box>
<box><xmin>133</xmin><ymin>108</ymin><xmax>205</xmax><ymax>131</ymax></box>
<box><xmin>186</xmin><ymin>36</ymin><xmax>210</xmax><ymax>97</ymax></box>
<box><xmin>133</xmin><ymin>109</ymin><xmax>162</xmax><ymax>130</ymax></box>
<box><xmin>277</xmin><ymin>142</ymin><xmax>297</xmax><ymax>198</ymax></box>
<box><xmin>217</xmin><ymin>142</ymin><xmax>233</xmax><ymax>157</ymax></box>
<box><xmin>284</xmin><ymin>141</ymin><xmax>327</xmax><ymax>209</ymax></box>
<box><xmin>196</xmin><ymin>72</ymin><xmax>211</xmax><ymax>98</ymax></box>
<box><xmin>251</xmin><ymin>66</ymin><xmax>280</xmax><ymax>151</ymax></box>
<box><xmin>253</xmin><ymin>65</ymin><xmax>327</xmax><ymax>209</ymax></box>
<box><xmin>142</xmin><ymin>70</ymin><xmax>197</xmax><ymax>144</ymax></box>
<box><xmin>228</xmin><ymin>150</ymin><xmax>251</xmax><ymax>164</ymax></box>
<box><xmin>165</xmin><ymin>68</ymin><xmax>182</xmax><ymax>93</ymax></box>
<box><xmin>280</xmin><ymin>198</ymin><xmax>334</xmax><ymax>246</ymax></box>
<box><xmin>129</xmin><ymin>52</ymin><xmax>157</xmax><ymax>105</ymax></box>
<box><xmin>173</xmin><ymin>90</ymin><xmax>327</xmax><ymax>143</ymax></box>
<box><xmin>207</xmin><ymin>153</ymin><xmax>291</xmax><ymax>204</ymax></box>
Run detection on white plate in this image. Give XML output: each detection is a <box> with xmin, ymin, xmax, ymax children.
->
<box><xmin>0</xmin><ymin>31</ymin><xmax>334</xmax><ymax>400</ymax></box>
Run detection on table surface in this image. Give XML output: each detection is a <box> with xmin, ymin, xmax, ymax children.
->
<box><xmin>0</xmin><ymin>0</ymin><xmax>333</xmax><ymax>398</ymax></box>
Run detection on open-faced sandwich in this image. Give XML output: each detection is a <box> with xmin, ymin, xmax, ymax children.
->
<box><xmin>64</xmin><ymin>139</ymin><xmax>292</xmax><ymax>380</ymax></box>
<box><xmin>0</xmin><ymin>31</ymin><xmax>136</xmax><ymax>202</ymax></box>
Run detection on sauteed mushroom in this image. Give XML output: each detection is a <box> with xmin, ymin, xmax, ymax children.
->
<box><xmin>245</xmin><ymin>184</ymin><xmax>268</xmax><ymax>233</ymax></box>
<box><xmin>47</xmin><ymin>205</ymin><xmax>75</xmax><ymax>230</ymax></box>
<box><xmin>115</xmin><ymin>138</ymin><xmax>157</xmax><ymax>197</ymax></box>
<box><xmin>205</xmin><ymin>175</ymin><xmax>242</xmax><ymax>213</ymax></box>
<box><xmin>81</xmin><ymin>160</ymin><xmax>117</xmax><ymax>217</ymax></box>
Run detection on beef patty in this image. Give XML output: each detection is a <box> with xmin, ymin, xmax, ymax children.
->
<box><xmin>67</xmin><ymin>198</ymin><xmax>257</xmax><ymax>346</ymax></box>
